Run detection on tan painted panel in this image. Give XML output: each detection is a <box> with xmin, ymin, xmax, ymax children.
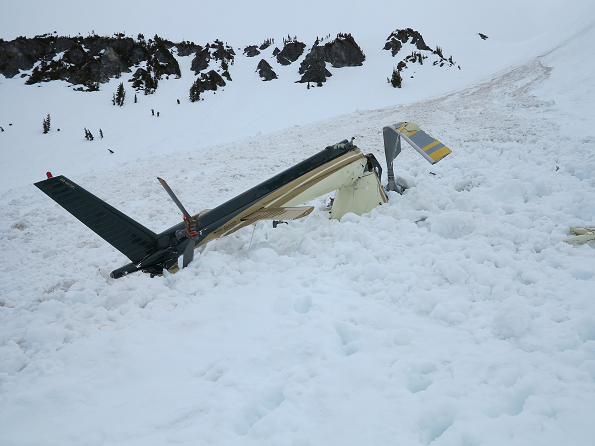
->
<box><xmin>330</xmin><ymin>171</ymin><xmax>388</xmax><ymax>220</ymax></box>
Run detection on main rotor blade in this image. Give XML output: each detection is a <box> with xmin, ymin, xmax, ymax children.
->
<box><xmin>157</xmin><ymin>177</ymin><xmax>192</xmax><ymax>220</ymax></box>
<box><xmin>182</xmin><ymin>238</ymin><xmax>195</xmax><ymax>268</ymax></box>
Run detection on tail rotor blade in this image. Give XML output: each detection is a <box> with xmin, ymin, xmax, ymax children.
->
<box><xmin>157</xmin><ymin>177</ymin><xmax>192</xmax><ymax>219</ymax></box>
<box><xmin>158</xmin><ymin>177</ymin><xmax>199</xmax><ymax>269</ymax></box>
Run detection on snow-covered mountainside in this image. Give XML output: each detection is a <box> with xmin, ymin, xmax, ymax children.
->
<box><xmin>1</xmin><ymin>1</ymin><xmax>595</xmax><ymax>445</ymax></box>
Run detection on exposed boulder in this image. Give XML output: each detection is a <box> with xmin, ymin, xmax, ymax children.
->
<box><xmin>189</xmin><ymin>69</ymin><xmax>226</xmax><ymax>102</ymax></box>
<box><xmin>256</xmin><ymin>59</ymin><xmax>277</xmax><ymax>81</ymax></box>
<box><xmin>0</xmin><ymin>36</ymin><xmax>53</xmax><ymax>78</ymax></box>
<box><xmin>383</xmin><ymin>28</ymin><xmax>430</xmax><ymax>56</ymax></box>
<box><xmin>244</xmin><ymin>45</ymin><xmax>260</xmax><ymax>57</ymax></box>
<box><xmin>297</xmin><ymin>33</ymin><xmax>364</xmax><ymax>85</ymax></box>
<box><xmin>98</xmin><ymin>47</ymin><xmax>128</xmax><ymax>82</ymax></box>
<box><xmin>197</xmin><ymin>69</ymin><xmax>226</xmax><ymax>92</ymax></box>
<box><xmin>276</xmin><ymin>40</ymin><xmax>306</xmax><ymax>66</ymax></box>
<box><xmin>383</xmin><ymin>39</ymin><xmax>402</xmax><ymax>57</ymax></box>
<box><xmin>323</xmin><ymin>33</ymin><xmax>365</xmax><ymax>68</ymax></box>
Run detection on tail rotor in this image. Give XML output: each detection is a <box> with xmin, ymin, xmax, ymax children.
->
<box><xmin>157</xmin><ymin>177</ymin><xmax>199</xmax><ymax>268</ymax></box>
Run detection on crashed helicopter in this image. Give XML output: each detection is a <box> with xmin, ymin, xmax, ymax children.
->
<box><xmin>35</xmin><ymin>122</ymin><xmax>451</xmax><ymax>278</ymax></box>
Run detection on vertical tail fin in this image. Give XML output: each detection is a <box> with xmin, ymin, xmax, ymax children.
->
<box><xmin>35</xmin><ymin>176</ymin><xmax>157</xmax><ymax>263</ymax></box>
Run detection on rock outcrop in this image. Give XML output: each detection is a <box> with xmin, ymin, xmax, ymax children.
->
<box><xmin>0</xmin><ymin>34</ymin><xmax>186</xmax><ymax>91</ymax></box>
<box><xmin>256</xmin><ymin>59</ymin><xmax>277</xmax><ymax>81</ymax></box>
<box><xmin>298</xmin><ymin>33</ymin><xmax>365</xmax><ymax>85</ymax></box>
<box><xmin>383</xmin><ymin>28</ymin><xmax>430</xmax><ymax>56</ymax></box>
<box><xmin>244</xmin><ymin>45</ymin><xmax>260</xmax><ymax>57</ymax></box>
<box><xmin>0</xmin><ymin>34</ymin><xmax>236</xmax><ymax>94</ymax></box>
<box><xmin>276</xmin><ymin>40</ymin><xmax>306</xmax><ymax>66</ymax></box>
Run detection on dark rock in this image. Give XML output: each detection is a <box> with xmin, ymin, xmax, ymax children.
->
<box><xmin>200</xmin><ymin>69</ymin><xmax>226</xmax><ymax>92</ymax></box>
<box><xmin>384</xmin><ymin>28</ymin><xmax>430</xmax><ymax>56</ymax></box>
<box><xmin>191</xmin><ymin>47</ymin><xmax>210</xmax><ymax>74</ymax></box>
<box><xmin>244</xmin><ymin>45</ymin><xmax>260</xmax><ymax>57</ymax></box>
<box><xmin>130</xmin><ymin>47</ymin><xmax>146</xmax><ymax>65</ymax></box>
<box><xmin>297</xmin><ymin>34</ymin><xmax>364</xmax><ymax>84</ymax></box>
<box><xmin>1</xmin><ymin>34</ymin><xmax>234</xmax><ymax>94</ymax></box>
<box><xmin>211</xmin><ymin>40</ymin><xmax>235</xmax><ymax>63</ymax></box>
<box><xmin>63</xmin><ymin>44</ymin><xmax>86</xmax><ymax>65</ymax></box>
<box><xmin>478</xmin><ymin>33</ymin><xmax>489</xmax><ymax>40</ymax></box>
<box><xmin>98</xmin><ymin>46</ymin><xmax>128</xmax><ymax>82</ymax></box>
<box><xmin>52</xmin><ymin>37</ymin><xmax>76</xmax><ymax>54</ymax></box>
<box><xmin>322</xmin><ymin>33</ymin><xmax>365</xmax><ymax>68</ymax></box>
<box><xmin>256</xmin><ymin>59</ymin><xmax>277</xmax><ymax>81</ymax></box>
<box><xmin>192</xmin><ymin>69</ymin><xmax>226</xmax><ymax>94</ymax></box>
<box><xmin>0</xmin><ymin>36</ymin><xmax>51</xmax><ymax>78</ymax></box>
<box><xmin>276</xmin><ymin>41</ymin><xmax>305</xmax><ymax>65</ymax></box>
<box><xmin>151</xmin><ymin>36</ymin><xmax>181</xmax><ymax>78</ymax></box>
<box><xmin>383</xmin><ymin>39</ymin><xmax>402</xmax><ymax>57</ymax></box>
<box><xmin>191</xmin><ymin>40</ymin><xmax>234</xmax><ymax>75</ymax></box>
<box><xmin>176</xmin><ymin>42</ymin><xmax>200</xmax><ymax>57</ymax></box>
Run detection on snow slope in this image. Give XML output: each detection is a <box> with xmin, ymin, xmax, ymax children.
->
<box><xmin>1</xmin><ymin>3</ymin><xmax>595</xmax><ymax>446</ymax></box>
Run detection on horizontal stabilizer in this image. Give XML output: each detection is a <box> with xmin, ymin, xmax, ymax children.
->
<box><xmin>241</xmin><ymin>206</ymin><xmax>314</xmax><ymax>222</ymax></box>
<box><xmin>35</xmin><ymin>175</ymin><xmax>157</xmax><ymax>263</ymax></box>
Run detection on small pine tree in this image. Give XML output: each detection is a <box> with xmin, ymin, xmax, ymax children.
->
<box><xmin>390</xmin><ymin>68</ymin><xmax>402</xmax><ymax>88</ymax></box>
<box><xmin>42</xmin><ymin>114</ymin><xmax>51</xmax><ymax>134</ymax></box>
<box><xmin>84</xmin><ymin>128</ymin><xmax>89</xmax><ymax>140</ymax></box>
<box><xmin>88</xmin><ymin>130</ymin><xmax>94</xmax><ymax>141</ymax></box>
<box><xmin>134</xmin><ymin>94</ymin><xmax>137</xmax><ymax>103</ymax></box>
<box><xmin>99</xmin><ymin>129</ymin><xmax>103</xmax><ymax>139</ymax></box>
<box><xmin>114</xmin><ymin>82</ymin><xmax>126</xmax><ymax>106</ymax></box>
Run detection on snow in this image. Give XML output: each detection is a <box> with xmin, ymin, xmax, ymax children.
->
<box><xmin>1</xmin><ymin>2</ymin><xmax>595</xmax><ymax>445</ymax></box>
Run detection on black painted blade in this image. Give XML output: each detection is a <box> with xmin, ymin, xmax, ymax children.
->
<box><xmin>183</xmin><ymin>238</ymin><xmax>195</xmax><ymax>268</ymax></box>
<box><xmin>157</xmin><ymin>177</ymin><xmax>192</xmax><ymax>220</ymax></box>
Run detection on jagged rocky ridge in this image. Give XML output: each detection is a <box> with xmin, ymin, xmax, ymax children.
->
<box><xmin>0</xmin><ymin>33</ymin><xmax>234</xmax><ymax>95</ymax></box>
<box><xmin>384</xmin><ymin>28</ymin><xmax>458</xmax><ymax>76</ymax></box>
<box><xmin>0</xmin><ymin>30</ymin><xmax>458</xmax><ymax>97</ymax></box>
